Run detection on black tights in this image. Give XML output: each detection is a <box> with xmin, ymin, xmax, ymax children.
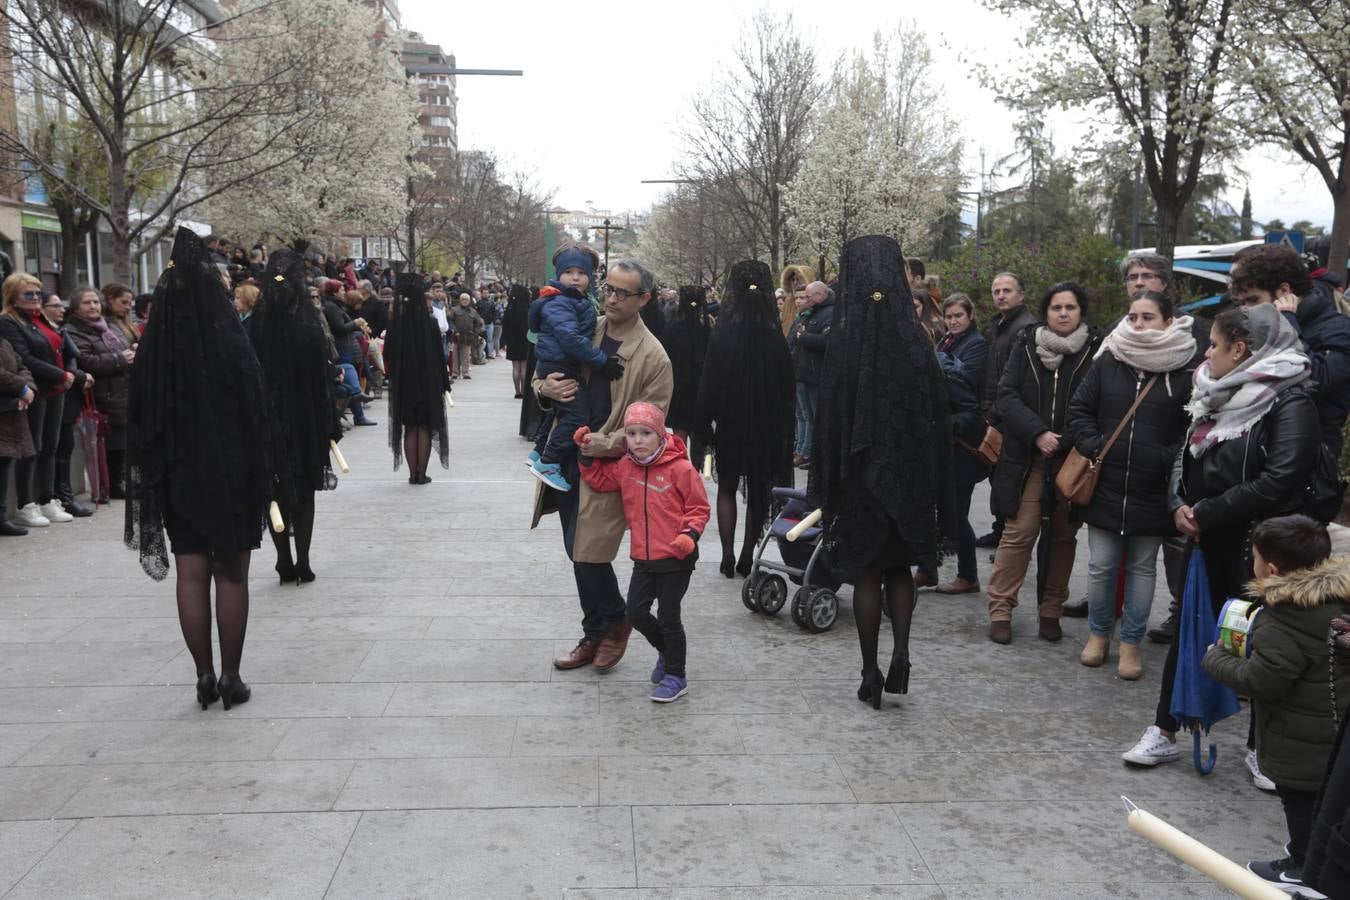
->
<box><xmin>404</xmin><ymin>427</ymin><xmax>431</xmax><ymax>481</ymax></box>
<box><xmin>853</xmin><ymin>567</ymin><xmax>917</xmax><ymax>675</ymax></box>
<box><xmin>511</xmin><ymin>360</ymin><xmax>527</xmax><ymax>395</ymax></box>
<box><xmin>269</xmin><ymin>493</ymin><xmax>316</xmax><ymax>569</ymax></box>
<box><xmin>175</xmin><ymin>551</ymin><xmax>251</xmax><ymax>678</ymax></box>
<box><xmin>716</xmin><ymin>475</ymin><xmax>767</xmax><ymax>571</ymax></box>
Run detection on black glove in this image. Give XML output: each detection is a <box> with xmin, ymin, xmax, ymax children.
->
<box><xmin>598</xmin><ymin>356</ymin><xmax>625</xmax><ymax>381</ymax></box>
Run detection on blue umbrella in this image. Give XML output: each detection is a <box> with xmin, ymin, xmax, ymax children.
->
<box><xmin>1169</xmin><ymin>547</ymin><xmax>1243</xmax><ymax>773</ymax></box>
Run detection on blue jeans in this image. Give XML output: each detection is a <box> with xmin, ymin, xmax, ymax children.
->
<box><xmin>1086</xmin><ymin>526</ymin><xmax>1163</xmax><ymax>645</ymax></box>
<box><xmin>794</xmin><ymin>382</ymin><xmax>817</xmax><ymax>458</ymax></box>
<box><xmin>486</xmin><ymin>323</ymin><xmax>500</xmax><ymax>357</ymax></box>
<box><xmin>335</xmin><ymin>363</ymin><xmax>369</xmax><ymax>422</ymax></box>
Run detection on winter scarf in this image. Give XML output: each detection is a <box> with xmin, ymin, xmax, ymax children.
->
<box><xmin>1096</xmin><ymin>313</ymin><xmax>1198</xmax><ymax>396</ymax></box>
<box><xmin>1186</xmin><ymin>304</ymin><xmax>1311</xmax><ymax>457</ymax></box>
<box><xmin>89</xmin><ymin>316</ymin><xmax>128</xmax><ymax>354</ymax></box>
<box><xmin>1034</xmin><ymin>323</ymin><xmax>1090</xmax><ymax>371</ymax></box>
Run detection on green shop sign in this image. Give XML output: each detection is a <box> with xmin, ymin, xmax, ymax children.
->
<box><xmin>21</xmin><ymin>214</ymin><xmax>60</xmax><ymax>234</ymax></box>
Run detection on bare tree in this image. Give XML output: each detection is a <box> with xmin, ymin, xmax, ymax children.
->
<box><xmin>484</xmin><ymin>171</ymin><xmax>551</xmax><ymax>286</ymax></box>
<box><xmin>677</xmin><ymin>9</ymin><xmax>824</xmax><ymax>273</ymax></box>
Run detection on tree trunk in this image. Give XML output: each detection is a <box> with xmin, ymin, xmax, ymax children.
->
<box><xmin>1328</xmin><ymin>181</ymin><xmax>1350</xmax><ymax>283</ymax></box>
<box><xmin>1153</xmin><ymin>197</ymin><xmax>1182</xmax><ymax>265</ymax></box>
<box><xmin>107</xmin><ymin>149</ymin><xmax>134</xmax><ymax>286</ymax></box>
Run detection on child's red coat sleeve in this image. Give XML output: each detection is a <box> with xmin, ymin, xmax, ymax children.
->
<box><xmin>676</xmin><ymin>460</ymin><xmax>711</xmax><ymax>536</ymax></box>
<box><xmin>580</xmin><ymin>457</ymin><xmax>623</xmax><ymax>493</ymax></box>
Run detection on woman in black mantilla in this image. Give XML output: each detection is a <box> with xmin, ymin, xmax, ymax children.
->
<box><xmin>659</xmin><ymin>284</ymin><xmax>711</xmax><ymax>447</ymax></box>
<box><xmin>809</xmin><ymin>235</ymin><xmax>955</xmax><ymax>710</ymax></box>
<box><xmin>385</xmin><ymin>273</ymin><xmax>450</xmax><ymax>484</ymax></box>
<box><xmin>696</xmin><ymin>261</ymin><xmax>795</xmax><ymax>578</ymax></box>
<box><xmin>125</xmin><ymin>227</ymin><xmax>284</xmax><ymax>711</ymax></box>
<box><xmin>247</xmin><ymin>248</ymin><xmax>340</xmax><ymax>585</ymax></box>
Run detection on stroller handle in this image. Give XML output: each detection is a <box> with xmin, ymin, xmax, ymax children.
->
<box><xmin>772</xmin><ymin>486</ymin><xmax>808</xmax><ymax>501</ymax></box>
<box><xmin>786</xmin><ymin>509</ymin><xmax>823</xmax><ymax>542</ymax></box>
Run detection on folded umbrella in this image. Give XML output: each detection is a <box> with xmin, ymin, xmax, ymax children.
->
<box><xmin>1169</xmin><ymin>546</ymin><xmax>1242</xmax><ymax>773</ymax></box>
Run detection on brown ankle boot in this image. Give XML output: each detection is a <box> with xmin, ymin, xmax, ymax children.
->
<box><xmin>989</xmin><ymin>620</ymin><xmax>1012</xmax><ymax>644</ymax></box>
<box><xmin>1038</xmin><ymin>616</ymin><xmax>1063</xmax><ymax>642</ymax></box>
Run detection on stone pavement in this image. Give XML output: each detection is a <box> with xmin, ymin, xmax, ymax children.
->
<box><xmin>0</xmin><ymin>354</ymin><xmax>1289</xmax><ymax>898</ymax></box>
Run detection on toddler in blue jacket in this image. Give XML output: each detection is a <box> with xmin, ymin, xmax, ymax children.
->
<box><xmin>527</xmin><ymin>245</ymin><xmax>623</xmax><ymax>490</ymax></box>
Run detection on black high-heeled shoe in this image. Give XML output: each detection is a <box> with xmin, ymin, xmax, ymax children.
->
<box><xmin>217</xmin><ymin>673</ymin><xmax>251</xmax><ymax>711</ymax></box>
<box><xmin>295</xmin><ymin>563</ymin><xmax>315</xmax><ymax>584</ymax></box>
<box><xmin>857</xmin><ymin>668</ymin><xmax>883</xmax><ymax>709</ymax></box>
<box><xmin>735</xmin><ymin>554</ymin><xmax>753</xmax><ymax>578</ymax></box>
<box><xmin>196</xmin><ymin>672</ymin><xmax>218</xmax><ymax>710</ymax></box>
<box><xmin>719</xmin><ymin>555</ymin><xmax>736</xmax><ymax>579</ymax></box>
<box><xmin>885</xmin><ymin>650</ymin><xmax>911</xmax><ymax>695</ymax></box>
<box><xmin>275</xmin><ymin>562</ymin><xmax>296</xmax><ymax>585</ymax></box>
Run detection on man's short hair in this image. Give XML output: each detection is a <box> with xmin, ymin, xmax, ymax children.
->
<box><xmin>907</xmin><ymin>257</ymin><xmax>926</xmax><ymax>279</ymax></box>
<box><xmin>609</xmin><ymin>259</ymin><xmax>654</xmax><ymax>295</ymax></box>
<box><xmin>1120</xmin><ymin>252</ymin><xmax>1172</xmax><ymax>287</ymax></box>
<box><xmin>1251</xmin><ymin>514</ymin><xmax>1331</xmax><ymax>573</ymax></box>
<box><xmin>991</xmin><ymin>271</ymin><xmax>1024</xmax><ymax>292</ymax></box>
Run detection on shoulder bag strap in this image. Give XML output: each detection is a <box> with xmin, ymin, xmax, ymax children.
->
<box><xmin>1094</xmin><ymin>375</ymin><xmax>1159</xmax><ymax>464</ymax></box>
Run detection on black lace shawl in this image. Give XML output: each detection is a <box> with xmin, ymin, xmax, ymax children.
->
<box><xmin>385</xmin><ymin>273</ymin><xmax>449</xmax><ymax>469</ymax></box>
<box><xmin>248</xmin><ymin>249</ymin><xmax>337</xmax><ymax>506</ymax></box>
<box><xmin>696</xmin><ymin>260</ymin><xmax>795</xmax><ymax>494</ymax></box>
<box><xmin>659</xmin><ymin>285</ymin><xmax>711</xmax><ymax>432</ymax></box>
<box><xmin>124</xmin><ymin>227</ymin><xmax>280</xmax><ymax>581</ymax></box>
<box><xmin>808</xmin><ymin>235</ymin><xmax>955</xmax><ymax>574</ymax></box>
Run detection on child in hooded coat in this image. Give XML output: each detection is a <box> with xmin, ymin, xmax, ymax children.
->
<box><xmin>577</xmin><ymin>401</ymin><xmax>710</xmax><ymax>702</ymax></box>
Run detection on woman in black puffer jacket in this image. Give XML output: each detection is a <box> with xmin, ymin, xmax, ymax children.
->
<box><xmin>1121</xmin><ymin>303</ymin><xmax>1320</xmax><ymax>770</ymax></box>
<box><xmin>1066</xmin><ymin>292</ymin><xmax>1197</xmax><ymax>679</ymax></box>
<box><xmin>985</xmin><ymin>283</ymin><xmax>1102</xmax><ymax>645</ymax></box>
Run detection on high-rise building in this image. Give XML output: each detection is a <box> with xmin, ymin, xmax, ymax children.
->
<box><xmin>402</xmin><ymin>35</ymin><xmax>458</xmax><ymax>156</ymax></box>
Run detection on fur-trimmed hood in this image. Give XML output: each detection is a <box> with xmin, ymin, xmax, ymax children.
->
<box><xmin>1249</xmin><ymin>555</ymin><xmax>1350</xmax><ymax>610</ymax></box>
<box><xmin>779</xmin><ymin>264</ymin><xmax>815</xmax><ymax>294</ymax></box>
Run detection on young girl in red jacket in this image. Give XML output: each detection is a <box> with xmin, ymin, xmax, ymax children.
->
<box><xmin>576</xmin><ymin>401</ymin><xmax>710</xmax><ymax>702</ymax></box>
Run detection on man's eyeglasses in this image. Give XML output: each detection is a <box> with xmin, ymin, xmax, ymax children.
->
<box><xmin>602</xmin><ymin>283</ymin><xmax>643</xmax><ymax>301</ymax></box>
<box><xmin>1125</xmin><ymin>272</ymin><xmax>1163</xmax><ymax>283</ymax></box>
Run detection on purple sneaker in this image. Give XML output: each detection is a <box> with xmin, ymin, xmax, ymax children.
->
<box><xmin>650</xmin><ymin>654</ymin><xmax>665</xmax><ymax>684</ymax></box>
<box><xmin>650</xmin><ymin>674</ymin><xmax>688</xmax><ymax>703</ymax></box>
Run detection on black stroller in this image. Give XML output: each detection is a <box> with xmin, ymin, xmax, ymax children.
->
<box><xmin>741</xmin><ymin>487</ymin><xmax>844</xmax><ymax>632</ymax></box>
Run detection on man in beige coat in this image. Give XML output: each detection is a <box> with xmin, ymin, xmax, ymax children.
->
<box><xmin>531</xmin><ymin>259</ymin><xmax>673</xmax><ymax>671</ymax></box>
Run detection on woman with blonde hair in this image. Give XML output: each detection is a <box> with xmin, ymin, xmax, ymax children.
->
<box><xmin>779</xmin><ymin>264</ymin><xmax>814</xmax><ymax>337</ymax></box>
<box><xmin>0</xmin><ymin>273</ymin><xmax>79</xmax><ymax>526</ymax></box>
<box><xmin>233</xmin><ymin>283</ymin><xmax>260</xmax><ymax>322</ymax></box>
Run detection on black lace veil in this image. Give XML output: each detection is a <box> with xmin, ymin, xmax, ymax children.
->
<box><xmin>124</xmin><ymin>227</ymin><xmax>279</xmax><ymax>580</ymax></box>
<box><xmin>696</xmin><ymin>260</ymin><xmax>795</xmax><ymax>493</ymax></box>
<box><xmin>248</xmin><ymin>248</ymin><xmax>336</xmax><ymax>515</ymax></box>
<box><xmin>809</xmin><ymin>235</ymin><xmax>954</xmax><ymax>571</ymax></box>
<box><xmin>385</xmin><ymin>273</ymin><xmax>449</xmax><ymax>469</ymax></box>
<box><xmin>659</xmin><ymin>285</ymin><xmax>711</xmax><ymax>432</ymax></box>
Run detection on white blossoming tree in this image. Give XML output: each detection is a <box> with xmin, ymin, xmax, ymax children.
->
<box><xmin>983</xmin><ymin>0</ymin><xmax>1242</xmax><ymax>262</ymax></box>
<box><xmin>1235</xmin><ymin>1</ymin><xmax>1350</xmax><ymax>276</ymax></box>
<box><xmin>785</xmin><ymin>27</ymin><xmax>962</xmax><ymax>273</ymax></box>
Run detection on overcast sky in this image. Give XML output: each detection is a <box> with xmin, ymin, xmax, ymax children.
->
<box><xmin>399</xmin><ymin>0</ymin><xmax>1331</xmax><ymax>235</ymax></box>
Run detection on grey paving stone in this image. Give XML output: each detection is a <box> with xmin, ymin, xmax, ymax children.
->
<box><xmin>564</xmin><ymin>891</ymin><xmax>946</xmax><ymax>899</ymax></box>
<box><xmin>164</xmin><ymin>681</ymin><xmax>397</xmax><ymax>719</ymax></box>
<box><xmin>735</xmin><ymin>710</ymin><xmax>967</xmax><ymax>754</ymax></box>
<box><xmin>0</xmin><ymin>820</ymin><xmax>76</xmax><ymax>895</ymax></box>
<box><xmin>596</xmin><ymin>679</ymin><xmax>811</xmax><ymax>716</ymax></box>
<box><xmin>351</xmin><ymin>638</ymin><xmax>553</xmax><ymax>682</ymax></box>
<box><xmin>6</xmin><ymin>811</ymin><xmax>358</xmax><ymax>899</ymax></box>
<box><xmin>0</xmin><ymin>617</ymin><xmax>85</xmax><ymax>642</ymax></box>
<box><xmin>212</xmin><ymin>638</ymin><xmax>375</xmax><ymax>684</ymax></box>
<box><xmin>0</xmin><ymin>766</ymin><xmax>92</xmax><ymax>819</ymax></box>
<box><xmin>270</xmin><ymin>715</ymin><xmax>516</xmax><ymax>759</ymax></box>
<box><xmin>55</xmin><ymin>760</ymin><xmax>354</xmax><ymax>817</ymax></box>
<box><xmin>0</xmin><ymin>725</ymin><xmax>55</xmax><ymax>766</ymax></box>
<box><xmin>384</xmin><ymin>680</ymin><xmax>597</xmax><ymax>717</ymax></box>
<box><xmin>601</xmin><ymin>753</ymin><xmax>855</xmax><ymax>805</ymax></box>
<box><xmin>632</xmin><ymin>804</ymin><xmax>933</xmax><ymax>887</ymax></box>
<box><xmin>383</xmin><ymin>593</ymin><xmax>553</xmax><ymax>617</ymax></box>
<box><xmin>513</xmin><ymin>714</ymin><xmax>745</xmax><ymax>757</ymax></box>
<box><xmin>940</xmin><ymin>886</ymin><xmax>1230</xmax><ymax>899</ymax></box>
<box><xmin>325</xmin><ymin>807</ymin><xmax>634</xmax><ymax>898</ymax></box>
<box><xmin>0</xmin><ymin>641</ymin><xmax>183</xmax><ymax>687</ymax></box>
<box><xmin>14</xmin><ymin>719</ymin><xmax>292</xmax><ymax>766</ymax></box>
<box><xmin>335</xmin><ymin>756</ymin><xmax>597</xmax><ymax>809</ymax></box>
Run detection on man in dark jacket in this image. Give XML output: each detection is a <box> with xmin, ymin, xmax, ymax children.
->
<box><xmin>788</xmin><ymin>281</ymin><xmax>833</xmax><ymax>467</ymax></box>
<box><xmin>975</xmin><ymin>272</ymin><xmax>1038</xmax><ymax>548</ymax></box>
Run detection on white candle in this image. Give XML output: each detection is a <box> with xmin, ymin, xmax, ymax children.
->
<box><xmin>1122</xmin><ymin>797</ymin><xmax>1286</xmax><ymax>899</ymax></box>
<box><xmin>702</xmin><ymin>455</ymin><xmax>713</xmax><ymax>479</ymax></box>
<box><xmin>445</xmin><ymin>391</ymin><xmax>454</xmax><ymax>409</ymax></box>
<box><xmin>786</xmin><ymin>509</ymin><xmax>823</xmax><ymax>542</ymax></box>
<box><xmin>268</xmin><ymin>501</ymin><xmax>285</xmax><ymax>534</ymax></box>
<box><xmin>329</xmin><ymin>440</ymin><xmax>349</xmax><ymax>474</ymax></box>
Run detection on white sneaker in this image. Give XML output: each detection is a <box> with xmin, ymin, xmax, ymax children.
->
<box><xmin>1246</xmin><ymin>749</ymin><xmax>1277</xmax><ymax>792</ymax></box>
<box><xmin>1122</xmin><ymin>725</ymin><xmax>1180</xmax><ymax>766</ymax></box>
<box><xmin>39</xmin><ymin>501</ymin><xmax>73</xmax><ymax>523</ymax></box>
<box><xmin>14</xmin><ymin>503</ymin><xmax>50</xmax><ymax>527</ymax></box>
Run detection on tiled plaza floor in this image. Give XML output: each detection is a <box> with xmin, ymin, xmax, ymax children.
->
<box><xmin>0</xmin><ymin>355</ymin><xmax>1287</xmax><ymax>898</ymax></box>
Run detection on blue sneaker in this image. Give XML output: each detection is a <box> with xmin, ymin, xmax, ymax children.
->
<box><xmin>529</xmin><ymin>460</ymin><xmax>572</xmax><ymax>491</ymax></box>
<box><xmin>526</xmin><ymin>449</ymin><xmax>541</xmax><ymax>467</ymax></box>
<box><xmin>650</xmin><ymin>674</ymin><xmax>688</xmax><ymax>703</ymax></box>
<box><xmin>650</xmin><ymin>654</ymin><xmax>665</xmax><ymax>684</ymax></box>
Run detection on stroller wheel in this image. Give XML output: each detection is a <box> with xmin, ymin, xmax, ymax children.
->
<box><xmin>741</xmin><ymin>574</ymin><xmax>761</xmax><ymax>613</ymax></box>
<box><xmin>790</xmin><ymin>587</ymin><xmax>812</xmax><ymax>628</ymax></box>
<box><xmin>756</xmin><ymin>575</ymin><xmax>788</xmax><ymax>615</ymax></box>
<box><xmin>804</xmin><ymin>588</ymin><xmax>839</xmax><ymax>633</ymax></box>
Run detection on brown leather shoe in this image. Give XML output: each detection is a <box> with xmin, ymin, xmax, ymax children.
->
<box><xmin>1038</xmin><ymin>616</ymin><xmax>1063</xmax><ymax>642</ymax></box>
<box><xmin>553</xmin><ymin>640</ymin><xmax>598</xmax><ymax>670</ymax></box>
<box><xmin>913</xmin><ymin>569</ymin><xmax>939</xmax><ymax>589</ymax></box>
<box><xmin>989</xmin><ymin>620</ymin><xmax>1012</xmax><ymax>644</ymax></box>
<box><xmin>592</xmin><ymin>622</ymin><xmax>632</xmax><ymax>671</ymax></box>
<box><xmin>936</xmin><ymin>577</ymin><xmax>980</xmax><ymax>595</ymax></box>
